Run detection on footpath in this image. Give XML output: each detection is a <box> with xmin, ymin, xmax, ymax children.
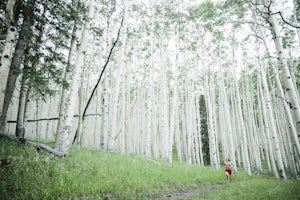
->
<box><xmin>153</xmin><ymin>184</ymin><xmax>222</xmax><ymax>200</ymax></box>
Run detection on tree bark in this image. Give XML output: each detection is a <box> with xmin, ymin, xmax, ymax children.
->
<box><xmin>265</xmin><ymin>1</ymin><xmax>300</xmax><ymax>142</ymax></box>
<box><xmin>0</xmin><ymin>0</ymin><xmax>35</xmax><ymax>131</ymax></box>
<box><xmin>55</xmin><ymin>0</ymin><xmax>95</xmax><ymax>154</ymax></box>
<box><xmin>293</xmin><ymin>0</ymin><xmax>300</xmax><ymax>47</ymax></box>
<box><xmin>205</xmin><ymin>72</ymin><xmax>219</xmax><ymax>169</ymax></box>
<box><xmin>15</xmin><ymin>75</ymin><xmax>29</xmax><ymax>138</ymax></box>
<box><xmin>0</xmin><ymin>0</ymin><xmax>19</xmax><ymax>126</ymax></box>
<box><xmin>55</xmin><ymin>22</ymin><xmax>78</xmax><ymax>141</ymax></box>
<box><xmin>234</xmin><ymin>77</ymin><xmax>251</xmax><ymax>175</ymax></box>
<box><xmin>258</xmin><ymin>71</ymin><xmax>279</xmax><ymax>178</ymax></box>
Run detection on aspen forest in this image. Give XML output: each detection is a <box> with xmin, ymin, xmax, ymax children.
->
<box><xmin>1</xmin><ymin>0</ymin><xmax>300</xmax><ymax>184</ymax></box>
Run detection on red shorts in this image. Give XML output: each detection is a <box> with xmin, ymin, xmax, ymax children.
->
<box><xmin>225</xmin><ymin>169</ymin><xmax>232</xmax><ymax>175</ymax></box>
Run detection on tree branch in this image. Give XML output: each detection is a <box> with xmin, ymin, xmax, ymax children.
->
<box><xmin>6</xmin><ymin>113</ymin><xmax>102</xmax><ymax>123</ymax></box>
<box><xmin>273</xmin><ymin>11</ymin><xmax>300</xmax><ymax>28</ymax></box>
<box><xmin>82</xmin><ymin>15</ymin><xmax>125</xmax><ymax>119</ymax></box>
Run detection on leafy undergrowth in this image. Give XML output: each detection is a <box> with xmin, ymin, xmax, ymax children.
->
<box><xmin>1</xmin><ymin>138</ymin><xmax>299</xmax><ymax>200</ymax></box>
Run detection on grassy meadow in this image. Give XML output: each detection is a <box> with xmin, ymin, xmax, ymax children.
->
<box><xmin>0</xmin><ymin>138</ymin><xmax>299</xmax><ymax>199</ymax></box>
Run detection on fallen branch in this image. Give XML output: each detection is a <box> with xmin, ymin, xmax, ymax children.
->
<box><xmin>0</xmin><ymin>133</ymin><xmax>64</xmax><ymax>157</ymax></box>
<box><xmin>28</xmin><ymin>142</ymin><xmax>64</xmax><ymax>157</ymax></box>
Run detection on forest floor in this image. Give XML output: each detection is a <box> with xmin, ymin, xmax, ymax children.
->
<box><xmin>153</xmin><ymin>184</ymin><xmax>223</xmax><ymax>200</ymax></box>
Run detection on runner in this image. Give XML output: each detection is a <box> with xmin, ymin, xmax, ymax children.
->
<box><xmin>224</xmin><ymin>158</ymin><xmax>232</xmax><ymax>182</ymax></box>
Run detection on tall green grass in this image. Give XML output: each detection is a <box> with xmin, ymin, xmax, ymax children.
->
<box><xmin>186</xmin><ymin>178</ymin><xmax>300</xmax><ymax>200</ymax></box>
<box><xmin>0</xmin><ymin>138</ymin><xmax>224</xmax><ymax>199</ymax></box>
<box><xmin>1</xmin><ymin>138</ymin><xmax>299</xmax><ymax>200</ymax></box>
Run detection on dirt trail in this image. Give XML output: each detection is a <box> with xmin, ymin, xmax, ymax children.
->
<box><xmin>152</xmin><ymin>184</ymin><xmax>222</xmax><ymax>200</ymax></box>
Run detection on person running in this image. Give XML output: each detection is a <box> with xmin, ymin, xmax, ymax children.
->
<box><xmin>224</xmin><ymin>158</ymin><xmax>232</xmax><ymax>182</ymax></box>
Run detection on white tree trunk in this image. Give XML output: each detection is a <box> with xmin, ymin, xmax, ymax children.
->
<box><xmin>74</xmin><ymin>58</ymin><xmax>88</xmax><ymax>146</ymax></box>
<box><xmin>258</xmin><ymin>72</ymin><xmax>279</xmax><ymax>178</ymax></box>
<box><xmin>160</xmin><ymin>73</ymin><xmax>170</xmax><ymax>161</ymax></box>
<box><xmin>258</xmin><ymin>26</ymin><xmax>300</xmax><ymax>158</ymax></box>
<box><xmin>55</xmin><ymin>22</ymin><xmax>77</xmax><ymax>141</ymax></box>
<box><xmin>143</xmin><ymin>0</ymin><xmax>154</xmax><ymax>159</ymax></box>
<box><xmin>205</xmin><ymin>72</ymin><xmax>219</xmax><ymax>168</ymax></box>
<box><xmin>234</xmin><ymin>77</ymin><xmax>251</xmax><ymax>175</ymax></box>
<box><xmin>266</xmin><ymin>5</ymin><xmax>300</xmax><ymax>140</ymax></box>
<box><xmin>0</xmin><ymin>0</ymin><xmax>18</xmax><ymax>121</ymax></box>
<box><xmin>55</xmin><ymin>0</ymin><xmax>95</xmax><ymax>154</ymax></box>
<box><xmin>257</xmin><ymin>92</ymin><xmax>272</xmax><ymax>172</ymax></box>
<box><xmin>293</xmin><ymin>0</ymin><xmax>300</xmax><ymax>47</ymax></box>
<box><xmin>219</xmin><ymin>69</ymin><xmax>237</xmax><ymax>171</ymax></box>
<box><xmin>245</xmin><ymin>75</ymin><xmax>262</xmax><ymax>172</ymax></box>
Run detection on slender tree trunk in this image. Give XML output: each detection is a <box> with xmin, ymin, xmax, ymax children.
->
<box><xmin>293</xmin><ymin>0</ymin><xmax>300</xmax><ymax>46</ymax></box>
<box><xmin>144</xmin><ymin>2</ymin><xmax>154</xmax><ymax>159</ymax></box>
<box><xmin>119</xmin><ymin>0</ymin><xmax>129</xmax><ymax>152</ymax></box>
<box><xmin>173</xmin><ymin>17</ymin><xmax>183</xmax><ymax>163</ymax></box>
<box><xmin>260</xmin><ymin>61</ymin><xmax>286</xmax><ymax>179</ymax></box>
<box><xmin>230</xmin><ymin>30</ymin><xmax>251</xmax><ymax>175</ymax></box>
<box><xmin>180</xmin><ymin>88</ymin><xmax>188</xmax><ymax>163</ymax></box>
<box><xmin>15</xmin><ymin>76</ymin><xmax>28</xmax><ymax>139</ymax></box>
<box><xmin>246</xmin><ymin>74</ymin><xmax>262</xmax><ymax>172</ymax></box>
<box><xmin>205</xmin><ymin>72</ymin><xmax>218</xmax><ymax>169</ymax></box>
<box><xmin>107</xmin><ymin>66</ymin><xmax>121</xmax><ymax>151</ymax></box>
<box><xmin>55</xmin><ymin>22</ymin><xmax>78</xmax><ymax>141</ymax></box>
<box><xmin>73</xmin><ymin>56</ymin><xmax>87</xmax><ymax>146</ymax></box>
<box><xmin>257</xmin><ymin>28</ymin><xmax>300</xmax><ymax>158</ymax></box>
<box><xmin>160</xmin><ymin>71</ymin><xmax>170</xmax><ymax>161</ymax></box>
<box><xmin>55</xmin><ymin>0</ymin><xmax>95</xmax><ymax>154</ymax></box>
<box><xmin>0</xmin><ymin>0</ymin><xmax>19</xmax><ymax>126</ymax></box>
<box><xmin>100</xmin><ymin>79</ymin><xmax>108</xmax><ymax>150</ymax></box>
<box><xmin>229</xmin><ymin>87</ymin><xmax>240</xmax><ymax>170</ymax></box>
<box><xmin>260</xmin><ymin>53</ymin><xmax>288</xmax><ymax>179</ymax></box>
<box><xmin>121</xmin><ymin>66</ymin><xmax>129</xmax><ymax>153</ymax></box>
<box><xmin>0</xmin><ymin>0</ymin><xmax>36</xmax><ymax>131</ymax></box>
<box><xmin>258</xmin><ymin>94</ymin><xmax>272</xmax><ymax>172</ymax></box>
<box><xmin>219</xmin><ymin>69</ymin><xmax>236</xmax><ymax>171</ymax></box>
<box><xmin>258</xmin><ymin>71</ymin><xmax>279</xmax><ymax>178</ymax></box>
<box><xmin>265</xmin><ymin>2</ymin><xmax>300</xmax><ymax>140</ymax></box>
<box><xmin>234</xmin><ymin>77</ymin><xmax>251</xmax><ymax>175</ymax></box>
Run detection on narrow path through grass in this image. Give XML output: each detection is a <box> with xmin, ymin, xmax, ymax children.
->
<box><xmin>153</xmin><ymin>184</ymin><xmax>223</xmax><ymax>200</ymax></box>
